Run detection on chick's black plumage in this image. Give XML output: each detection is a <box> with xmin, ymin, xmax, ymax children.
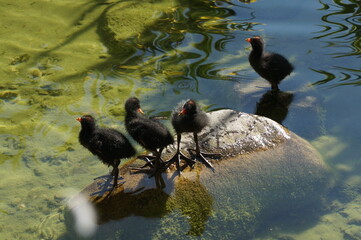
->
<box><xmin>77</xmin><ymin>115</ymin><xmax>135</xmax><ymax>192</ymax></box>
<box><xmin>167</xmin><ymin>99</ymin><xmax>219</xmax><ymax>173</ymax></box>
<box><xmin>125</xmin><ymin>97</ymin><xmax>174</xmax><ymax>175</ymax></box>
<box><xmin>246</xmin><ymin>36</ymin><xmax>293</xmax><ymax>91</ymax></box>
<box><xmin>172</xmin><ymin>99</ymin><xmax>209</xmax><ymax>134</ymax></box>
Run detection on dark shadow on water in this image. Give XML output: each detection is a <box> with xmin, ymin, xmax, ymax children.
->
<box><xmin>60</xmin><ymin>167</ymin><xmax>214</xmax><ymax>239</ymax></box>
<box><xmin>60</xmin><ymin>174</ymin><xmax>171</xmax><ymax>240</ymax></box>
<box><xmin>255</xmin><ymin>90</ymin><xmax>294</xmax><ymax>125</ymax></box>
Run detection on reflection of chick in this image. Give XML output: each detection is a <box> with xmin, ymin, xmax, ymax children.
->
<box><xmin>255</xmin><ymin>90</ymin><xmax>294</xmax><ymax>124</ymax></box>
<box><xmin>246</xmin><ymin>36</ymin><xmax>293</xmax><ymax>92</ymax></box>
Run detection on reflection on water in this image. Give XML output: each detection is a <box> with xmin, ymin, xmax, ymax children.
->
<box><xmin>311</xmin><ymin>0</ymin><xmax>361</xmax><ymax>87</ymax></box>
<box><xmin>315</xmin><ymin>0</ymin><xmax>361</xmax><ymax>57</ymax></box>
<box><xmin>98</xmin><ymin>0</ymin><xmax>258</xmax><ymax>93</ymax></box>
<box><xmin>255</xmin><ymin>91</ymin><xmax>294</xmax><ymax>124</ymax></box>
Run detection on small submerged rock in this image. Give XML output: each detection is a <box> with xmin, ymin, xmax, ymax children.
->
<box><xmin>65</xmin><ymin>110</ymin><xmax>329</xmax><ymax>239</ymax></box>
<box><xmin>0</xmin><ymin>91</ymin><xmax>18</xmax><ymax>100</ymax></box>
<box><xmin>10</xmin><ymin>53</ymin><xmax>30</xmax><ymax>65</ymax></box>
<box><xmin>29</xmin><ymin>68</ymin><xmax>43</xmax><ymax>78</ymax></box>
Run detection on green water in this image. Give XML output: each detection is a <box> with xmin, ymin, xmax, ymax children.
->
<box><xmin>0</xmin><ymin>0</ymin><xmax>360</xmax><ymax>239</ymax></box>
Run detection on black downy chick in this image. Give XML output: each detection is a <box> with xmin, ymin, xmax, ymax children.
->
<box><xmin>246</xmin><ymin>36</ymin><xmax>293</xmax><ymax>92</ymax></box>
<box><xmin>125</xmin><ymin>97</ymin><xmax>174</xmax><ymax>177</ymax></box>
<box><xmin>77</xmin><ymin>115</ymin><xmax>136</xmax><ymax>193</ymax></box>
<box><xmin>167</xmin><ymin>99</ymin><xmax>220</xmax><ymax>173</ymax></box>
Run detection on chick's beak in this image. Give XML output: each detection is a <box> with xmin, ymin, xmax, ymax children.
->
<box><xmin>76</xmin><ymin>117</ymin><xmax>82</xmax><ymax>122</ymax></box>
<box><xmin>245</xmin><ymin>38</ymin><xmax>251</xmax><ymax>43</ymax></box>
<box><xmin>178</xmin><ymin>108</ymin><xmax>187</xmax><ymax>116</ymax></box>
<box><xmin>137</xmin><ymin>108</ymin><xmax>144</xmax><ymax>114</ymax></box>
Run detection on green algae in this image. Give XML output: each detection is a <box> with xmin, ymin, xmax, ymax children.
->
<box><xmin>99</xmin><ymin>0</ymin><xmax>177</xmax><ymax>49</ymax></box>
<box><xmin>0</xmin><ymin>0</ymin><xmax>164</xmax><ymax>166</ymax></box>
<box><xmin>168</xmin><ymin>176</ymin><xmax>214</xmax><ymax>236</ymax></box>
<box><xmin>0</xmin><ymin>0</ymin><xmax>166</xmax><ymax>238</ymax></box>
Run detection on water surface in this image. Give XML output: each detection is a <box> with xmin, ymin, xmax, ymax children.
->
<box><xmin>0</xmin><ymin>0</ymin><xmax>360</xmax><ymax>239</ymax></box>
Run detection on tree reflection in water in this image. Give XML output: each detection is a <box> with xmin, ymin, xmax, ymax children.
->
<box><xmin>98</xmin><ymin>0</ymin><xmax>258</xmax><ymax>93</ymax></box>
<box><xmin>311</xmin><ymin>0</ymin><xmax>361</xmax><ymax>87</ymax></box>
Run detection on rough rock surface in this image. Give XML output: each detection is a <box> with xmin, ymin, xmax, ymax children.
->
<box><xmin>65</xmin><ymin>110</ymin><xmax>329</xmax><ymax>239</ymax></box>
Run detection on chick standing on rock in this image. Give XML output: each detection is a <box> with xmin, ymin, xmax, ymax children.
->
<box><xmin>166</xmin><ymin>99</ymin><xmax>220</xmax><ymax>173</ymax></box>
<box><xmin>246</xmin><ymin>36</ymin><xmax>293</xmax><ymax>92</ymax></box>
<box><xmin>77</xmin><ymin>115</ymin><xmax>136</xmax><ymax>193</ymax></box>
<box><xmin>124</xmin><ymin>97</ymin><xmax>174</xmax><ymax>177</ymax></box>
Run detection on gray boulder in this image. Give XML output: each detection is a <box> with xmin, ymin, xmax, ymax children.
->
<box><xmin>65</xmin><ymin>110</ymin><xmax>329</xmax><ymax>239</ymax></box>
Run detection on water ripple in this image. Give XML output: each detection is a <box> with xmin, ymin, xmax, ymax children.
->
<box><xmin>311</xmin><ymin>0</ymin><xmax>361</xmax><ymax>87</ymax></box>
<box><xmin>313</xmin><ymin>0</ymin><xmax>361</xmax><ymax>57</ymax></box>
<box><xmin>311</xmin><ymin>67</ymin><xmax>361</xmax><ymax>87</ymax></box>
<box><xmin>97</xmin><ymin>0</ymin><xmax>258</xmax><ymax>94</ymax></box>
<box><xmin>176</xmin><ymin>79</ymin><xmax>194</xmax><ymax>90</ymax></box>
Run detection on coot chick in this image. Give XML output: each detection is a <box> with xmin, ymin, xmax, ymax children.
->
<box><xmin>246</xmin><ymin>36</ymin><xmax>293</xmax><ymax>92</ymax></box>
<box><xmin>77</xmin><ymin>115</ymin><xmax>136</xmax><ymax>193</ymax></box>
<box><xmin>167</xmin><ymin>99</ymin><xmax>220</xmax><ymax>173</ymax></box>
<box><xmin>125</xmin><ymin>97</ymin><xmax>174</xmax><ymax>176</ymax></box>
